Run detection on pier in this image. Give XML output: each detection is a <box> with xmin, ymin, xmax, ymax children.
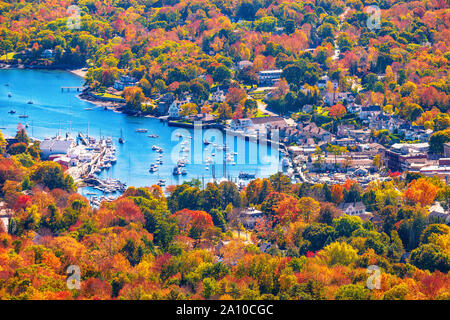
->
<box><xmin>66</xmin><ymin>135</ymin><xmax>125</xmax><ymax>194</ymax></box>
<box><xmin>61</xmin><ymin>86</ymin><xmax>84</xmax><ymax>92</ymax></box>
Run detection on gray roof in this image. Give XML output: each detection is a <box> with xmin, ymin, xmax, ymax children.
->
<box><xmin>40</xmin><ymin>139</ymin><xmax>73</xmax><ymax>151</ymax></box>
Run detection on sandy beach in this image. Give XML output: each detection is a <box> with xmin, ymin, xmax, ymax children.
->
<box><xmin>68</xmin><ymin>67</ymin><xmax>88</xmax><ymax>78</ymax></box>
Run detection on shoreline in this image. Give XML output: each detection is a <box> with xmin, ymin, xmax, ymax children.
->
<box><xmin>68</xmin><ymin>67</ymin><xmax>88</xmax><ymax>79</ymax></box>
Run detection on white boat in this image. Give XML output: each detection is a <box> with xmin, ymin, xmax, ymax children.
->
<box><xmin>135</xmin><ymin>128</ymin><xmax>148</xmax><ymax>133</ymax></box>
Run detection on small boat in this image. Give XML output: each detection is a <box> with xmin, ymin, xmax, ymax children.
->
<box><xmin>84</xmin><ymin>107</ymin><xmax>93</xmax><ymax>111</ymax></box>
<box><xmin>18</xmin><ymin>114</ymin><xmax>29</xmax><ymax>118</ymax></box>
<box><xmin>27</xmin><ymin>100</ymin><xmax>33</xmax><ymax>104</ymax></box>
<box><xmin>119</xmin><ymin>129</ymin><xmax>125</xmax><ymax>144</ymax></box>
<box><xmin>172</xmin><ymin>166</ymin><xmax>181</xmax><ymax>175</ymax></box>
<box><xmin>203</xmin><ymin>138</ymin><xmax>211</xmax><ymax>145</ymax></box>
<box><xmin>8</xmin><ymin>110</ymin><xmax>15</xmax><ymax>114</ymax></box>
<box><xmin>25</xmin><ymin>123</ymin><xmax>29</xmax><ymax>128</ymax></box>
<box><xmin>148</xmin><ymin>134</ymin><xmax>158</xmax><ymax>138</ymax></box>
<box><xmin>157</xmin><ymin>179</ymin><xmax>166</xmax><ymax>186</ymax></box>
<box><xmin>135</xmin><ymin>128</ymin><xmax>148</xmax><ymax>133</ymax></box>
<box><xmin>5</xmin><ymin>83</ymin><xmax>9</xmax><ymax>86</ymax></box>
<box><xmin>8</xmin><ymin>92</ymin><xmax>12</xmax><ymax>97</ymax></box>
<box><xmin>181</xmin><ymin>169</ymin><xmax>187</xmax><ymax>176</ymax></box>
<box><xmin>149</xmin><ymin>166</ymin><xmax>158</xmax><ymax>173</ymax></box>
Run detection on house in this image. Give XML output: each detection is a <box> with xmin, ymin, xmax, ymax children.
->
<box><xmin>354</xmin><ymin>167</ymin><xmax>369</xmax><ymax>176</ymax></box>
<box><xmin>444</xmin><ymin>143</ymin><xmax>450</xmax><ymax>158</ymax></box>
<box><xmin>40</xmin><ymin>138</ymin><xmax>75</xmax><ymax>160</ymax></box>
<box><xmin>158</xmin><ymin>93</ymin><xmax>175</xmax><ymax>115</ymax></box>
<box><xmin>187</xmin><ymin>113</ymin><xmax>216</xmax><ymax>124</ymax></box>
<box><xmin>41</xmin><ymin>49</ymin><xmax>54</xmax><ymax>59</ymax></box>
<box><xmin>297</xmin><ymin>122</ymin><xmax>333</xmax><ymax>142</ymax></box>
<box><xmin>250</xmin><ymin>116</ymin><xmax>289</xmax><ymax>132</ymax></box>
<box><xmin>428</xmin><ymin>203</ymin><xmax>449</xmax><ymax>224</ymax></box>
<box><xmin>318</xmin><ymin>75</ymin><xmax>329</xmax><ymax>89</ymax></box>
<box><xmin>302</xmin><ymin>104</ymin><xmax>313</xmax><ymax>113</ymax></box>
<box><xmin>258</xmin><ymin>69</ymin><xmax>282</xmax><ymax>85</ymax></box>
<box><xmin>238</xmin><ymin>60</ymin><xmax>253</xmax><ymax>70</ymax></box>
<box><xmin>210</xmin><ymin>89</ymin><xmax>226</xmax><ymax>103</ymax></box>
<box><xmin>0</xmin><ymin>202</ymin><xmax>12</xmax><ymax>233</ymax></box>
<box><xmin>335</xmin><ymin>137</ymin><xmax>357</xmax><ymax>147</ymax></box>
<box><xmin>359</xmin><ymin>105</ymin><xmax>382</xmax><ymax>120</ymax></box>
<box><xmin>230</xmin><ymin>118</ymin><xmax>254</xmax><ymax>132</ymax></box>
<box><xmin>168</xmin><ymin>97</ymin><xmax>191</xmax><ymax>119</ymax></box>
<box><xmin>113</xmin><ymin>75</ymin><xmax>137</xmax><ymax>91</ymax></box>
<box><xmin>337</xmin><ymin>201</ymin><xmax>367</xmax><ymax>216</ymax></box>
<box><xmin>239</xmin><ymin>207</ymin><xmax>263</xmax><ymax>229</ymax></box>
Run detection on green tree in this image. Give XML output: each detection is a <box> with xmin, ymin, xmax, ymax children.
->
<box><xmin>335</xmin><ymin>284</ymin><xmax>372</xmax><ymax>300</ymax></box>
<box><xmin>409</xmin><ymin>243</ymin><xmax>449</xmax><ymax>272</ymax></box>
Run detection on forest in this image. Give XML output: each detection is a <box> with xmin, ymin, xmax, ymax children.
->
<box><xmin>0</xmin><ymin>127</ymin><xmax>449</xmax><ymax>299</ymax></box>
<box><xmin>0</xmin><ymin>0</ymin><xmax>449</xmax><ymax>300</ymax></box>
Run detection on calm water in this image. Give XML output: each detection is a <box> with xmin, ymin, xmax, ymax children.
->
<box><xmin>0</xmin><ymin>69</ymin><xmax>281</xmax><ymax>194</ymax></box>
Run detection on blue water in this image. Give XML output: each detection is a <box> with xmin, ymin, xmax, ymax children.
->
<box><xmin>0</xmin><ymin>69</ymin><xmax>281</xmax><ymax>194</ymax></box>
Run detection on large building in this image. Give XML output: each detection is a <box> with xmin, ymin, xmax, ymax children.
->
<box><xmin>383</xmin><ymin>143</ymin><xmax>429</xmax><ymax>172</ymax></box>
<box><xmin>258</xmin><ymin>69</ymin><xmax>282</xmax><ymax>85</ymax></box>
<box><xmin>113</xmin><ymin>75</ymin><xmax>137</xmax><ymax>91</ymax></box>
<box><xmin>40</xmin><ymin>138</ymin><xmax>75</xmax><ymax>160</ymax></box>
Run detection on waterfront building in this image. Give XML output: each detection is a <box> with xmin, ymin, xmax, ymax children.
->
<box><xmin>113</xmin><ymin>75</ymin><xmax>137</xmax><ymax>91</ymax></box>
<box><xmin>40</xmin><ymin>138</ymin><xmax>76</xmax><ymax>160</ymax></box>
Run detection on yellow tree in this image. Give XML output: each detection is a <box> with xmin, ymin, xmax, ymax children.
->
<box><xmin>404</xmin><ymin>178</ymin><xmax>440</xmax><ymax>207</ymax></box>
<box><xmin>297</xmin><ymin>197</ymin><xmax>320</xmax><ymax>223</ymax></box>
<box><xmin>179</xmin><ymin>103</ymin><xmax>198</xmax><ymax>117</ymax></box>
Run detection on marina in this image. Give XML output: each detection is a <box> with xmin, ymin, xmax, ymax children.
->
<box><xmin>0</xmin><ymin>69</ymin><xmax>282</xmax><ymax>201</ymax></box>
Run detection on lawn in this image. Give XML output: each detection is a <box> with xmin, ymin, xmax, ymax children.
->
<box><xmin>93</xmin><ymin>92</ymin><xmax>123</xmax><ymax>99</ymax></box>
<box><xmin>0</xmin><ymin>52</ymin><xmax>16</xmax><ymax>61</ymax></box>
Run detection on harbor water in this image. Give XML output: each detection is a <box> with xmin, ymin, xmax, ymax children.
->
<box><xmin>0</xmin><ymin>69</ymin><xmax>281</xmax><ymax>196</ymax></box>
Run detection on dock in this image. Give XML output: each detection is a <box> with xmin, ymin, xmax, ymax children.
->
<box><xmin>61</xmin><ymin>86</ymin><xmax>84</xmax><ymax>92</ymax></box>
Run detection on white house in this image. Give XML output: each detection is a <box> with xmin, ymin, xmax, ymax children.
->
<box><xmin>168</xmin><ymin>97</ymin><xmax>191</xmax><ymax>118</ymax></box>
<box><xmin>210</xmin><ymin>89</ymin><xmax>226</xmax><ymax>103</ymax></box>
<box><xmin>337</xmin><ymin>201</ymin><xmax>367</xmax><ymax>216</ymax></box>
<box><xmin>40</xmin><ymin>138</ymin><xmax>75</xmax><ymax>160</ymax></box>
<box><xmin>230</xmin><ymin>118</ymin><xmax>254</xmax><ymax>132</ymax></box>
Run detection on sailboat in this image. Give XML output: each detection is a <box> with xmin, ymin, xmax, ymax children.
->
<box><xmin>119</xmin><ymin>128</ymin><xmax>125</xmax><ymax>144</ymax></box>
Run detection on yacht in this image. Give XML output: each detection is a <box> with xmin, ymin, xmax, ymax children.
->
<box><xmin>119</xmin><ymin>129</ymin><xmax>125</xmax><ymax>144</ymax></box>
<box><xmin>172</xmin><ymin>166</ymin><xmax>181</xmax><ymax>175</ymax></box>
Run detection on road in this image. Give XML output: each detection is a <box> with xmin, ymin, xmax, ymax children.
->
<box><xmin>256</xmin><ymin>99</ymin><xmax>277</xmax><ymax>116</ymax></box>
